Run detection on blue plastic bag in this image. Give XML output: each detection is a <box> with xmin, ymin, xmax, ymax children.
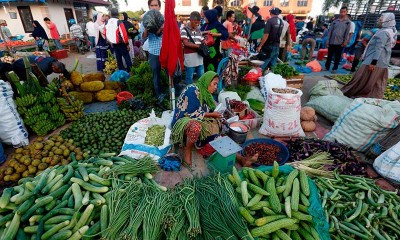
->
<box><xmin>0</xmin><ymin>143</ymin><xmax>6</xmax><ymax>164</ymax></box>
<box><xmin>110</xmin><ymin>70</ymin><xmax>130</xmax><ymax>83</ymax></box>
<box><xmin>296</xmin><ymin>66</ymin><xmax>312</xmax><ymax>73</ymax></box>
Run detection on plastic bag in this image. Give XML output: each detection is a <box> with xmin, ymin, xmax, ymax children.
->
<box><xmin>295</xmin><ymin>66</ymin><xmax>312</xmax><ymax>73</ymax></box>
<box><xmin>0</xmin><ymin>80</ymin><xmax>29</xmax><ymax>147</ymax></box>
<box><xmin>218</xmin><ymin>91</ymin><xmax>241</xmax><ymax>108</ymax></box>
<box><xmin>110</xmin><ymin>70</ymin><xmax>130</xmax><ymax>83</ymax></box>
<box><xmin>142</xmin><ymin>10</ymin><xmax>164</xmax><ymax>34</ymax></box>
<box><xmin>243</xmin><ymin>67</ymin><xmax>262</xmax><ymax>82</ymax></box>
<box><xmin>259</xmin><ymin>87</ymin><xmax>305</xmax><ymax>137</ymax></box>
<box><xmin>259</xmin><ymin>72</ymin><xmax>287</xmax><ymax>101</ymax></box>
<box><xmin>306</xmin><ymin>60</ymin><xmax>322</xmax><ymax>72</ymax></box>
<box><xmin>120</xmin><ymin>110</ymin><xmax>172</xmax><ymax>161</ymax></box>
<box><xmin>373</xmin><ymin>142</ymin><xmax>400</xmax><ymax>184</ymax></box>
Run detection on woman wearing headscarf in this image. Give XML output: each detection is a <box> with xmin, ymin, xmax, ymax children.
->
<box><xmin>200</xmin><ymin>9</ymin><xmax>229</xmax><ymax>72</ymax></box>
<box><xmin>286</xmin><ymin>13</ymin><xmax>297</xmax><ymax>43</ymax></box>
<box><xmin>171</xmin><ymin>71</ymin><xmax>258</xmax><ymax>167</ymax></box>
<box><xmin>94</xmin><ymin>12</ymin><xmax>109</xmax><ymax>72</ymax></box>
<box><xmin>31</xmin><ymin>20</ymin><xmax>49</xmax><ymax>51</ymax></box>
<box><xmin>342</xmin><ymin>12</ymin><xmax>397</xmax><ymax>99</ymax></box>
<box><xmin>249</xmin><ymin>14</ymin><xmax>265</xmax><ymax>52</ymax></box>
<box><xmin>120</xmin><ymin>12</ymin><xmax>137</xmax><ymax>60</ymax></box>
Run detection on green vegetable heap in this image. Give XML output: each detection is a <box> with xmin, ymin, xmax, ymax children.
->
<box><xmin>144</xmin><ymin>125</ymin><xmax>166</xmax><ymax>147</ymax></box>
<box><xmin>272</xmin><ymin>63</ymin><xmax>300</xmax><ymax>79</ymax></box>
<box><xmin>60</xmin><ymin>109</ymin><xmax>161</xmax><ymax>155</ymax></box>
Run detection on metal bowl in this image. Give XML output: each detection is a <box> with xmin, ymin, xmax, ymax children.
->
<box><xmin>250</xmin><ymin>60</ymin><xmax>264</xmax><ymax>67</ymax></box>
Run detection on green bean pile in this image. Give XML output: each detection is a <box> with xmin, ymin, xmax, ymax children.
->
<box><xmin>144</xmin><ymin>125</ymin><xmax>166</xmax><ymax>147</ymax></box>
<box><xmin>315</xmin><ymin>172</ymin><xmax>400</xmax><ymax>240</ymax></box>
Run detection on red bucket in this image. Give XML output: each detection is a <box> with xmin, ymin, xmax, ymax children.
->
<box><xmin>116</xmin><ymin>91</ymin><xmax>133</xmax><ymax>105</ymax></box>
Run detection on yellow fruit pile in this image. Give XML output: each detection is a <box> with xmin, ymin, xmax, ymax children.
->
<box><xmin>67</xmin><ymin>71</ymin><xmax>119</xmax><ymax>103</ymax></box>
<box><xmin>104</xmin><ymin>58</ymin><xmax>118</xmax><ymax>75</ymax></box>
<box><xmin>0</xmin><ymin>135</ymin><xmax>87</xmax><ymax>183</ymax></box>
<box><xmin>384</xmin><ymin>78</ymin><xmax>400</xmax><ymax>101</ymax></box>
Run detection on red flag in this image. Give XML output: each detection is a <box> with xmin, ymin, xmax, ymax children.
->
<box><xmin>159</xmin><ymin>0</ymin><xmax>184</xmax><ymax>76</ymax></box>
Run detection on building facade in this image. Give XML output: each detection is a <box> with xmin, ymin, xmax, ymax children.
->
<box><xmin>0</xmin><ymin>0</ymin><xmax>109</xmax><ymax>41</ymax></box>
<box><xmin>174</xmin><ymin>0</ymin><xmax>213</xmax><ymax>16</ymax></box>
<box><xmin>238</xmin><ymin>0</ymin><xmax>313</xmax><ymax>17</ymax></box>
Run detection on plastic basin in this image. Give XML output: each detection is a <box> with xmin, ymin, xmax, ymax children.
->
<box><xmin>241</xmin><ymin>138</ymin><xmax>289</xmax><ymax>166</ymax></box>
<box><xmin>116</xmin><ymin>91</ymin><xmax>134</xmax><ymax>105</ymax></box>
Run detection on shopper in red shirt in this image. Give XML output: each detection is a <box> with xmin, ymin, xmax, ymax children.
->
<box><xmin>44</xmin><ymin>17</ymin><xmax>63</xmax><ymax>50</ymax></box>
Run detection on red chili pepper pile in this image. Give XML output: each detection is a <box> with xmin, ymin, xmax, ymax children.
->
<box><xmin>244</xmin><ymin>143</ymin><xmax>282</xmax><ymax>165</ymax></box>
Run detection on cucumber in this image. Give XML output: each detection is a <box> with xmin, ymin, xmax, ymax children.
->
<box><xmin>73</xmin><ymin>204</ymin><xmax>94</xmax><ymax>232</ymax></box>
<box><xmin>70</xmin><ymin>226</ymin><xmax>89</xmax><ymax>240</ymax></box>
<box><xmin>21</xmin><ymin>196</ymin><xmax>53</xmax><ymax>222</ymax></box>
<box><xmin>49</xmin><ymin>185</ymin><xmax>70</xmax><ymax>199</ymax></box>
<box><xmin>61</xmin><ymin>186</ymin><xmax>73</xmax><ymax>202</ymax></box>
<box><xmin>62</xmin><ymin>165</ymin><xmax>74</xmax><ymax>183</ymax></box>
<box><xmin>45</xmin><ymin>215</ymin><xmax>73</xmax><ymax>225</ymax></box>
<box><xmin>0</xmin><ymin>188</ymin><xmax>13</xmax><ymax>209</ymax></box>
<box><xmin>92</xmin><ymin>193</ymin><xmax>106</xmax><ymax>204</ymax></box>
<box><xmin>16</xmin><ymin>196</ymin><xmax>35</xmax><ymax>215</ymax></box>
<box><xmin>83</xmin><ymin>221</ymin><xmax>100</xmax><ymax>240</ymax></box>
<box><xmin>41</xmin><ymin>208</ymin><xmax>75</xmax><ymax>223</ymax></box>
<box><xmin>41</xmin><ymin>174</ymin><xmax>64</xmax><ymax>194</ymax></box>
<box><xmin>100</xmin><ymin>205</ymin><xmax>108</xmax><ymax>233</ymax></box>
<box><xmin>49</xmin><ymin>178</ymin><xmax>64</xmax><ymax>193</ymax></box>
<box><xmin>45</xmin><ymin>199</ymin><xmax>57</xmax><ymax>211</ymax></box>
<box><xmin>82</xmin><ymin>191</ymin><xmax>90</xmax><ymax>206</ymax></box>
<box><xmin>78</xmin><ymin>167</ymin><xmax>89</xmax><ymax>181</ymax></box>
<box><xmin>0</xmin><ymin>213</ymin><xmax>13</xmax><ymax>227</ymax></box>
<box><xmin>88</xmin><ymin>174</ymin><xmax>111</xmax><ymax>186</ymax></box>
<box><xmin>3</xmin><ymin>213</ymin><xmax>20</xmax><ymax>239</ymax></box>
<box><xmin>16</xmin><ymin>227</ymin><xmax>28</xmax><ymax>240</ymax></box>
<box><xmin>29</xmin><ymin>215</ymin><xmax>43</xmax><ymax>225</ymax></box>
<box><xmin>33</xmin><ymin>169</ymin><xmax>51</xmax><ymax>195</ymax></box>
<box><xmin>71</xmin><ymin>178</ymin><xmax>109</xmax><ymax>193</ymax></box>
<box><xmin>25</xmin><ymin>182</ymin><xmax>36</xmax><ymax>192</ymax></box>
<box><xmin>52</xmin><ymin>230</ymin><xmax>72</xmax><ymax>240</ymax></box>
<box><xmin>71</xmin><ymin>183</ymin><xmax>83</xmax><ymax>210</ymax></box>
<box><xmin>10</xmin><ymin>186</ymin><xmax>24</xmax><ymax>203</ymax></box>
<box><xmin>41</xmin><ymin>220</ymin><xmax>70</xmax><ymax>240</ymax></box>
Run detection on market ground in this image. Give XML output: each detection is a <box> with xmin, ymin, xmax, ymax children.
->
<box><xmin>6</xmin><ymin>51</ymin><xmax>396</xmax><ymax>190</ymax></box>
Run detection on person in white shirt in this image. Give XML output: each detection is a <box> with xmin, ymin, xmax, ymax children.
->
<box><xmin>86</xmin><ymin>18</ymin><xmax>96</xmax><ymax>50</ymax></box>
<box><xmin>279</xmin><ymin>16</ymin><xmax>291</xmax><ymax>62</ymax></box>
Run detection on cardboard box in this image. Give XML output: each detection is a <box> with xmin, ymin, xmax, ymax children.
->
<box><xmin>49</xmin><ymin>49</ymin><xmax>68</xmax><ymax>60</ymax></box>
<box><xmin>286</xmin><ymin>74</ymin><xmax>304</xmax><ymax>89</ymax></box>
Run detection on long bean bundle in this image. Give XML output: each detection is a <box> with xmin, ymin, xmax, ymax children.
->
<box><xmin>105</xmin><ymin>179</ymin><xmax>142</xmax><ymax>240</ymax></box>
<box><xmin>177</xmin><ymin>180</ymin><xmax>202</xmax><ymax>238</ymax></box>
<box><xmin>195</xmin><ymin>176</ymin><xmax>250</xmax><ymax>240</ymax></box>
<box><xmin>142</xmin><ymin>187</ymin><xmax>172</xmax><ymax>240</ymax></box>
<box><xmin>171</xmin><ymin>117</ymin><xmax>211</xmax><ymax>145</ymax></box>
<box><xmin>109</xmin><ymin>155</ymin><xmax>159</xmax><ymax>176</ymax></box>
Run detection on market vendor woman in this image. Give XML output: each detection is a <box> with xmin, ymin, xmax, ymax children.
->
<box><xmin>12</xmin><ymin>56</ymin><xmax>71</xmax><ymax>82</ymax></box>
<box><xmin>172</xmin><ymin>71</ymin><xmax>258</xmax><ymax>167</ymax></box>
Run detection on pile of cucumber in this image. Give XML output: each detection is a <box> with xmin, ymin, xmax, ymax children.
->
<box><xmin>228</xmin><ymin>162</ymin><xmax>321</xmax><ymax>239</ymax></box>
<box><xmin>0</xmin><ymin>153</ymin><xmax>159</xmax><ymax>239</ymax></box>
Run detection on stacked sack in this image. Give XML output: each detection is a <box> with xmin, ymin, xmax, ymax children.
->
<box><xmin>0</xmin><ymin>80</ymin><xmax>29</xmax><ymax>147</ymax></box>
<box><xmin>68</xmin><ymin>71</ymin><xmax>121</xmax><ymax>103</ymax></box>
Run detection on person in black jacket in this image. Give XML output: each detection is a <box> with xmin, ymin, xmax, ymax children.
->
<box><xmin>12</xmin><ymin>56</ymin><xmax>70</xmax><ymax>82</ymax></box>
<box><xmin>120</xmin><ymin>12</ymin><xmax>137</xmax><ymax>62</ymax></box>
<box><xmin>31</xmin><ymin>20</ymin><xmax>49</xmax><ymax>51</ymax></box>
<box><xmin>249</xmin><ymin>14</ymin><xmax>265</xmax><ymax>52</ymax></box>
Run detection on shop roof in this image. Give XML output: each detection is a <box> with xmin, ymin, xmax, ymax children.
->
<box><xmin>78</xmin><ymin>0</ymin><xmax>110</xmax><ymax>6</ymax></box>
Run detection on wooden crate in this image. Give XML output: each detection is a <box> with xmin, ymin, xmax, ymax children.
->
<box><xmin>286</xmin><ymin>74</ymin><xmax>304</xmax><ymax>89</ymax></box>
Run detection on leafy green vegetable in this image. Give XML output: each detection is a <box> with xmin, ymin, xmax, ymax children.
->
<box><xmin>225</xmin><ymin>84</ymin><xmax>251</xmax><ymax>100</ymax></box>
<box><xmin>272</xmin><ymin>63</ymin><xmax>299</xmax><ymax>78</ymax></box>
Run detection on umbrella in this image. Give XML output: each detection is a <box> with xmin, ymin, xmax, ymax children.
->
<box><xmin>159</xmin><ymin>0</ymin><xmax>184</xmax><ymax>110</ymax></box>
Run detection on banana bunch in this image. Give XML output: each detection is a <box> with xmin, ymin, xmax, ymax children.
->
<box><xmin>17</xmin><ymin>106</ymin><xmax>28</xmax><ymax>116</ymax></box>
<box><xmin>50</xmin><ymin>112</ymin><xmax>65</xmax><ymax>124</ymax></box>
<box><xmin>40</xmin><ymin>91</ymin><xmax>55</xmax><ymax>103</ymax></box>
<box><xmin>25</xmin><ymin>105</ymin><xmax>44</xmax><ymax>118</ymax></box>
<box><xmin>24</xmin><ymin>112</ymin><xmax>49</xmax><ymax>126</ymax></box>
<box><xmin>46</xmin><ymin>80</ymin><xmax>60</xmax><ymax>93</ymax></box>
<box><xmin>57</xmin><ymin>98</ymin><xmax>84</xmax><ymax>121</ymax></box>
<box><xmin>49</xmin><ymin>104</ymin><xmax>60</xmax><ymax>115</ymax></box>
<box><xmin>15</xmin><ymin>94</ymin><xmax>37</xmax><ymax>107</ymax></box>
<box><xmin>31</xmin><ymin>120</ymin><xmax>55</xmax><ymax>136</ymax></box>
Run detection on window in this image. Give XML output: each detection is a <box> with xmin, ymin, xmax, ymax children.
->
<box><xmin>231</xmin><ymin>0</ymin><xmax>240</xmax><ymax>6</ymax></box>
<box><xmin>17</xmin><ymin>6</ymin><xmax>34</xmax><ymax>33</ymax></box>
<box><xmin>264</xmin><ymin>0</ymin><xmax>272</xmax><ymax>6</ymax></box>
<box><xmin>280</xmin><ymin>0</ymin><xmax>289</xmax><ymax>6</ymax></box>
<box><xmin>182</xmin><ymin>0</ymin><xmax>191</xmax><ymax>6</ymax></box>
<box><xmin>297</xmin><ymin>0</ymin><xmax>307</xmax><ymax>6</ymax></box>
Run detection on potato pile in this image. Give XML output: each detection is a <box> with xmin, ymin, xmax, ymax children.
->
<box><xmin>67</xmin><ymin>71</ymin><xmax>121</xmax><ymax>103</ymax></box>
<box><xmin>0</xmin><ymin>135</ymin><xmax>87</xmax><ymax>183</ymax></box>
<box><xmin>300</xmin><ymin>107</ymin><xmax>317</xmax><ymax>132</ymax></box>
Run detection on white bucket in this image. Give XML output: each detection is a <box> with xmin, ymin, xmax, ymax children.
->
<box><xmin>388</xmin><ymin>65</ymin><xmax>400</xmax><ymax>79</ymax></box>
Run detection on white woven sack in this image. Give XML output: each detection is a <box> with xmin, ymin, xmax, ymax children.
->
<box><xmin>373</xmin><ymin>141</ymin><xmax>400</xmax><ymax>184</ymax></box>
<box><xmin>0</xmin><ymin>81</ymin><xmax>29</xmax><ymax>147</ymax></box>
<box><xmin>259</xmin><ymin>87</ymin><xmax>304</xmax><ymax>137</ymax></box>
<box><xmin>259</xmin><ymin>73</ymin><xmax>287</xmax><ymax>101</ymax></box>
<box><xmin>324</xmin><ymin>98</ymin><xmax>400</xmax><ymax>152</ymax></box>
